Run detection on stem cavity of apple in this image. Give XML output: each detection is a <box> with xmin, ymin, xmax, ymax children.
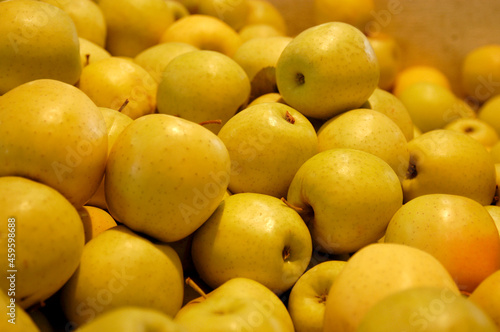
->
<box><xmin>285</xmin><ymin>111</ymin><xmax>296</xmax><ymax>124</ymax></box>
<box><xmin>282</xmin><ymin>245</ymin><xmax>291</xmax><ymax>262</ymax></box>
<box><xmin>315</xmin><ymin>293</ymin><xmax>328</xmax><ymax>304</ymax></box>
<box><xmin>85</xmin><ymin>54</ymin><xmax>90</xmax><ymax>67</ymax></box>
<box><xmin>295</xmin><ymin>72</ymin><xmax>305</xmax><ymax>86</ymax></box>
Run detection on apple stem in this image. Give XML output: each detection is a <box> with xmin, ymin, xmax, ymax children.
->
<box><xmin>281</xmin><ymin>197</ymin><xmax>304</xmax><ymax>212</ymax></box>
<box><xmin>282</xmin><ymin>245</ymin><xmax>291</xmax><ymax>261</ymax></box>
<box><xmin>117</xmin><ymin>99</ymin><xmax>129</xmax><ymax>113</ymax></box>
<box><xmin>199</xmin><ymin>119</ymin><xmax>222</xmax><ymax>126</ymax></box>
<box><xmin>185</xmin><ymin>277</ymin><xmax>207</xmax><ymax>299</ymax></box>
<box><xmin>285</xmin><ymin>111</ymin><xmax>296</xmax><ymax>124</ymax></box>
<box><xmin>85</xmin><ymin>54</ymin><xmax>90</xmax><ymax>66</ymax></box>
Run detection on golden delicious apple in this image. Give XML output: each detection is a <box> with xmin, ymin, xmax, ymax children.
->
<box><xmin>238</xmin><ymin>24</ymin><xmax>284</xmax><ymax>42</ymax></box>
<box><xmin>195</xmin><ymin>0</ymin><xmax>250</xmax><ymax>31</ymax></box>
<box><xmin>286</xmin><ymin>148</ymin><xmax>403</xmax><ymax>255</ymax></box>
<box><xmin>398</xmin><ymin>82</ymin><xmax>475</xmax><ymax>133</ymax></box>
<box><xmin>0</xmin><ymin>290</ymin><xmax>40</xmax><ymax>332</ymax></box>
<box><xmin>192</xmin><ymin>193</ymin><xmax>312</xmax><ymax>295</ymax></box>
<box><xmin>461</xmin><ymin>44</ymin><xmax>500</xmax><ymax>103</ymax></box>
<box><xmin>78</xmin><ymin>37</ymin><xmax>111</xmax><ymax>69</ymax></box>
<box><xmin>0</xmin><ymin>79</ymin><xmax>108</xmax><ymax>208</ymax></box>
<box><xmin>156</xmin><ymin>50</ymin><xmax>250</xmax><ymax>134</ymax></box>
<box><xmin>275</xmin><ymin>22</ymin><xmax>379</xmax><ymax>119</ymax></box>
<box><xmin>484</xmin><ymin>205</ymin><xmax>500</xmax><ymax>236</ymax></box>
<box><xmin>444</xmin><ymin>118</ymin><xmax>499</xmax><ymax>148</ymax></box>
<box><xmin>469</xmin><ymin>270</ymin><xmax>500</xmax><ymax>329</ymax></box>
<box><xmin>357</xmin><ymin>287</ymin><xmax>497</xmax><ymax>331</ymax></box>
<box><xmin>61</xmin><ymin>225</ymin><xmax>184</xmax><ymax>327</ymax></box>
<box><xmin>367</xmin><ymin>33</ymin><xmax>403</xmax><ymax>91</ymax></box>
<box><xmin>97</xmin><ymin>0</ymin><xmax>174</xmax><ymax>57</ymax></box>
<box><xmin>247</xmin><ymin>92</ymin><xmax>286</xmax><ymax>107</ymax></box>
<box><xmin>134</xmin><ymin>42</ymin><xmax>198</xmax><ymax>83</ymax></box>
<box><xmin>287</xmin><ymin>260</ymin><xmax>346</xmax><ymax>332</ymax></box>
<box><xmin>217</xmin><ymin>102</ymin><xmax>318</xmax><ymax>198</ymax></box>
<box><xmin>175</xmin><ymin>277</ymin><xmax>294</xmax><ymax>332</ymax></box>
<box><xmin>78</xmin><ymin>205</ymin><xmax>117</xmax><ymax>243</ymax></box>
<box><xmin>323</xmin><ymin>243</ymin><xmax>460</xmax><ymax>332</ymax></box>
<box><xmin>39</xmin><ymin>0</ymin><xmax>107</xmax><ymax>47</ymax></box>
<box><xmin>0</xmin><ymin>0</ymin><xmax>81</xmax><ymax>94</ymax></box>
<box><xmin>75</xmin><ymin>306</ymin><xmax>185</xmax><ymax>332</ymax></box>
<box><xmin>159</xmin><ymin>14</ymin><xmax>242</xmax><ymax>57</ymax></box>
<box><xmin>165</xmin><ymin>0</ymin><xmax>190</xmax><ymax>20</ymax></box>
<box><xmin>313</xmin><ymin>0</ymin><xmax>375</xmax><ymax>33</ymax></box>
<box><xmin>0</xmin><ymin>176</ymin><xmax>84</xmax><ymax>309</ymax></box>
<box><xmin>317</xmin><ymin>108</ymin><xmax>410</xmax><ymax>181</ymax></box>
<box><xmin>385</xmin><ymin>194</ymin><xmax>500</xmax><ymax>293</ymax></box>
<box><xmin>478</xmin><ymin>94</ymin><xmax>500</xmax><ymax>136</ymax></box>
<box><xmin>245</xmin><ymin>0</ymin><xmax>287</xmax><ymax>35</ymax></box>
<box><xmin>77</xmin><ymin>57</ymin><xmax>157</xmax><ymax>120</ymax></box>
<box><xmin>105</xmin><ymin>114</ymin><xmax>231</xmax><ymax>243</ymax></box>
<box><xmin>361</xmin><ymin>87</ymin><xmax>414</xmax><ymax>141</ymax></box>
<box><xmin>392</xmin><ymin>64</ymin><xmax>452</xmax><ymax>97</ymax></box>
<box><xmin>402</xmin><ymin>129</ymin><xmax>496</xmax><ymax>205</ymax></box>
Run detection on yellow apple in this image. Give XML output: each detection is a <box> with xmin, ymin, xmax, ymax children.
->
<box><xmin>0</xmin><ymin>0</ymin><xmax>81</xmax><ymax>94</ymax></box>
<box><xmin>275</xmin><ymin>22</ymin><xmax>379</xmax><ymax>119</ymax></box>
<box><xmin>287</xmin><ymin>261</ymin><xmax>347</xmax><ymax>332</ymax></box>
<box><xmin>0</xmin><ymin>79</ymin><xmax>108</xmax><ymax>208</ymax></box>
<box><xmin>78</xmin><ymin>37</ymin><xmax>111</xmax><ymax>69</ymax></box>
<box><xmin>159</xmin><ymin>14</ymin><xmax>242</xmax><ymax>57</ymax></box>
<box><xmin>0</xmin><ymin>176</ymin><xmax>84</xmax><ymax>309</ymax></box>
<box><xmin>461</xmin><ymin>44</ymin><xmax>500</xmax><ymax>103</ymax></box>
<box><xmin>77</xmin><ymin>57</ymin><xmax>158</xmax><ymax>120</ymax></box>
<box><xmin>0</xmin><ymin>290</ymin><xmax>40</xmax><ymax>332</ymax></box>
<box><xmin>444</xmin><ymin>118</ymin><xmax>499</xmax><ymax>149</ymax></box>
<box><xmin>484</xmin><ymin>205</ymin><xmax>500</xmax><ymax>237</ymax></box>
<box><xmin>164</xmin><ymin>0</ymin><xmax>190</xmax><ymax>21</ymax></box>
<box><xmin>61</xmin><ymin>225</ymin><xmax>184</xmax><ymax>327</ymax></box>
<box><xmin>78</xmin><ymin>205</ymin><xmax>117</xmax><ymax>243</ymax></box>
<box><xmin>313</xmin><ymin>0</ymin><xmax>375</xmax><ymax>33</ymax></box>
<box><xmin>478</xmin><ymin>94</ymin><xmax>500</xmax><ymax>136</ymax></box>
<box><xmin>367</xmin><ymin>33</ymin><xmax>403</xmax><ymax>91</ymax></box>
<box><xmin>195</xmin><ymin>0</ymin><xmax>250</xmax><ymax>31</ymax></box>
<box><xmin>156</xmin><ymin>50</ymin><xmax>250</xmax><ymax>134</ymax></box>
<box><xmin>323</xmin><ymin>243</ymin><xmax>460</xmax><ymax>332</ymax></box>
<box><xmin>247</xmin><ymin>92</ymin><xmax>285</xmax><ymax>106</ymax></box>
<box><xmin>385</xmin><ymin>193</ymin><xmax>500</xmax><ymax>293</ymax></box>
<box><xmin>191</xmin><ymin>193</ymin><xmax>313</xmax><ymax>295</ymax></box>
<box><xmin>105</xmin><ymin>114</ymin><xmax>231</xmax><ymax>243</ymax></box>
<box><xmin>244</xmin><ymin>0</ymin><xmax>287</xmax><ymax>35</ymax></box>
<box><xmin>469</xmin><ymin>270</ymin><xmax>500</xmax><ymax>329</ymax></box>
<box><xmin>392</xmin><ymin>65</ymin><xmax>452</xmax><ymax>97</ymax></box>
<box><xmin>238</xmin><ymin>24</ymin><xmax>284</xmax><ymax>42</ymax></box>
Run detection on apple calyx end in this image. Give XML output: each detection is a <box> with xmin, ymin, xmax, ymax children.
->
<box><xmin>315</xmin><ymin>293</ymin><xmax>328</xmax><ymax>304</ymax></box>
<box><xmin>295</xmin><ymin>72</ymin><xmax>305</xmax><ymax>85</ymax></box>
<box><xmin>406</xmin><ymin>159</ymin><xmax>418</xmax><ymax>180</ymax></box>
<box><xmin>285</xmin><ymin>110</ymin><xmax>296</xmax><ymax>124</ymax></box>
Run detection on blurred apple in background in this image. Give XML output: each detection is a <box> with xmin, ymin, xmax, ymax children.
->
<box><xmin>367</xmin><ymin>33</ymin><xmax>403</xmax><ymax>91</ymax></box>
<box><xmin>238</xmin><ymin>24</ymin><xmax>284</xmax><ymax>42</ymax></box>
<box><xmin>356</xmin><ymin>287</ymin><xmax>498</xmax><ymax>332</ymax></box>
<box><xmin>0</xmin><ymin>177</ymin><xmax>84</xmax><ymax>309</ymax></box>
<box><xmin>0</xmin><ymin>79</ymin><xmax>108</xmax><ymax>208</ymax></box>
<box><xmin>105</xmin><ymin>114</ymin><xmax>230</xmax><ymax>243</ymax></box>
<box><xmin>286</xmin><ymin>148</ymin><xmax>403</xmax><ymax>255</ymax></box>
<box><xmin>0</xmin><ymin>0</ymin><xmax>82</xmax><ymax>94</ymax></box>
<box><xmin>287</xmin><ymin>260</ymin><xmax>346</xmax><ymax>332</ymax></box>
<box><xmin>444</xmin><ymin>118</ymin><xmax>499</xmax><ymax>149</ymax></box>
<box><xmin>323</xmin><ymin>243</ymin><xmax>460</xmax><ymax>332</ymax></box>
<box><xmin>478</xmin><ymin>94</ymin><xmax>500</xmax><ymax>136</ymax></box>
<box><xmin>317</xmin><ymin>108</ymin><xmax>409</xmax><ymax>181</ymax></box>
<box><xmin>244</xmin><ymin>0</ymin><xmax>287</xmax><ymax>35</ymax></box>
<box><xmin>275</xmin><ymin>21</ymin><xmax>379</xmax><ymax>119</ymax></box>
<box><xmin>164</xmin><ymin>0</ymin><xmax>191</xmax><ymax>21</ymax></box>
<box><xmin>313</xmin><ymin>0</ymin><xmax>375</xmax><ymax>33</ymax></box>
<box><xmin>191</xmin><ymin>193</ymin><xmax>312</xmax><ymax>295</ymax></box>
<box><xmin>392</xmin><ymin>65</ymin><xmax>452</xmax><ymax>98</ymax></box>
<box><xmin>61</xmin><ymin>225</ymin><xmax>184</xmax><ymax>327</ymax></box>
<box><xmin>195</xmin><ymin>0</ymin><xmax>250</xmax><ymax>31</ymax></box>
<box><xmin>217</xmin><ymin>102</ymin><xmax>318</xmax><ymax>198</ymax></box>
<box><xmin>402</xmin><ymin>129</ymin><xmax>496</xmax><ymax>205</ymax></box>
<box><xmin>384</xmin><ymin>193</ymin><xmax>500</xmax><ymax>293</ymax></box>
<box><xmin>156</xmin><ymin>50</ymin><xmax>251</xmax><ymax>133</ymax></box>
<box><xmin>469</xmin><ymin>270</ymin><xmax>500</xmax><ymax>329</ymax></box>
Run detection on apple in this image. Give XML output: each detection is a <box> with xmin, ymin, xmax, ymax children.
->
<box><xmin>367</xmin><ymin>33</ymin><xmax>403</xmax><ymax>91</ymax></box>
<box><xmin>159</xmin><ymin>14</ymin><xmax>242</xmax><ymax>57</ymax></box>
<box><xmin>133</xmin><ymin>42</ymin><xmax>198</xmax><ymax>83</ymax></box>
<box><xmin>217</xmin><ymin>102</ymin><xmax>318</xmax><ymax>198</ymax></box>
<box><xmin>357</xmin><ymin>287</ymin><xmax>497</xmax><ymax>331</ymax></box>
<box><xmin>174</xmin><ymin>277</ymin><xmax>294</xmax><ymax>332</ymax></box>
<box><xmin>97</xmin><ymin>0</ymin><xmax>175</xmax><ymax>57</ymax></box>
<box><xmin>402</xmin><ymin>129</ymin><xmax>496</xmax><ymax>205</ymax></box>
<box><xmin>392</xmin><ymin>64</ymin><xmax>452</xmax><ymax>98</ymax></box>
<box><xmin>39</xmin><ymin>0</ymin><xmax>107</xmax><ymax>47</ymax></box>
<box><xmin>164</xmin><ymin>0</ymin><xmax>190</xmax><ymax>21</ymax></box>
<box><xmin>313</xmin><ymin>0</ymin><xmax>375</xmax><ymax>33</ymax></box>
<box><xmin>0</xmin><ymin>79</ymin><xmax>108</xmax><ymax>208</ymax></box>
<box><xmin>275</xmin><ymin>22</ymin><xmax>379</xmax><ymax>119</ymax></box>
<box><xmin>0</xmin><ymin>0</ymin><xmax>81</xmax><ymax>94</ymax></box>
<box><xmin>75</xmin><ymin>306</ymin><xmax>185</xmax><ymax>332</ymax></box>
<box><xmin>287</xmin><ymin>260</ymin><xmax>347</xmax><ymax>332</ymax></box>
<box><xmin>78</xmin><ymin>37</ymin><xmax>111</xmax><ymax>69</ymax></box>
<box><xmin>286</xmin><ymin>148</ymin><xmax>403</xmax><ymax>255</ymax></box>
<box><xmin>105</xmin><ymin>114</ymin><xmax>231</xmax><ymax>243</ymax></box>
<box><xmin>484</xmin><ymin>205</ymin><xmax>500</xmax><ymax>236</ymax></box>
<box><xmin>244</xmin><ymin>0</ymin><xmax>287</xmax><ymax>35</ymax></box>
<box><xmin>469</xmin><ymin>270</ymin><xmax>500</xmax><ymax>329</ymax></box>
<box><xmin>461</xmin><ymin>44</ymin><xmax>500</xmax><ymax>103</ymax></box>
<box><xmin>323</xmin><ymin>243</ymin><xmax>460</xmax><ymax>332</ymax></box>
<box><xmin>247</xmin><ymin>92</ymin><xmax>286</xmax><ymax>107</ymax></box>
<box><xmin>478</xmin><ymin>94</ymin><xmax>500</xmax><ymax>136</ymax></box>
<box><xmin>0</xmin><ymin>290</ymin><xmax>40</xmax><ymax>332</ymax></box>
<box><xmin>361</xmin><ymin>87</ymin><xmax>414</xmax><ymax>141</ymax></box>
<box><xmin>384</xmin><ymin>193</ymin><xmax>500</xmax><ymax>293</ymax></box>
<box><xmin>239</xmin><ymin>24</ymin><xmax>284</xmax><ymax>42</ymax></box>
<box><xmin>156</xmin><ymin>50</ymin><xmax>251</xmax><ymax>134</ymax></box>
<box><xmin>191</xmin><ymin>192</ymin><xmax>313</xmax><ymax>295</ymax></box>
<box><xmin>444</xmin><ymin>117</ymin><xmax>499</xmax><ymax>149</ymax></box>
<box><xmin>195</xmin><ymin>0</ymin><xmax>250</xmax><ymax>31</ymax></box>
<box><xmin>317</xmin><ymin>108</ymin><xmax>410</xmax><ymax>181</ymax></box>
<box><xmin>78</xmin><ymin>205</ymin><xmax>117</xmax><ymax>243</ymax></box>
<box><xmin>0</xmin><ymin>176</ymin><xmax>84</xmax><ymax>309</ymax></box>
<box><xmin>61</xmin><ymin>225</ymin><xmax>184</xmax><ymax>327</ymax></box>
<box><xmin>397</xmin><ymin>82</ymin><xmax>475</xmax><ymax>133</ymax></box>
<box><xmin>77</xmin><ymin>57</ymin><xmax>158</xmax><ymax>120</ymax></box>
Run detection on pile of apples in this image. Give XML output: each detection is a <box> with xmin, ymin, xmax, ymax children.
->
<box><xmin>1</xmin><ymin>0</ymin><xmax>500</xmax><ymax>331</ymax></box>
